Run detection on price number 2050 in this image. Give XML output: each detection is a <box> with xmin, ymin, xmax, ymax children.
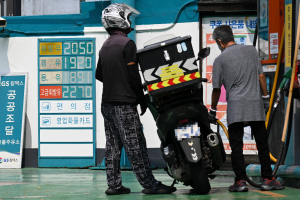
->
<box><xmin>63</xmin><ymin>42</ymin><xmax>94</xmax><ymax>55</ymax></box>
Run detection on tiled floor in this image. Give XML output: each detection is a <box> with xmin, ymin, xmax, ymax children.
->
<box><xmin>0</xmin><ymin>168</ymin><xmax>296</xmax><ymax>199</ymax></box>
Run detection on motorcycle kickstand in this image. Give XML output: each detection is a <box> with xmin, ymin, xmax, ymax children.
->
<box><xmin>171</xmin><ymin>179</ymin><xmax>178</xmax><ymax>187</ymax></box>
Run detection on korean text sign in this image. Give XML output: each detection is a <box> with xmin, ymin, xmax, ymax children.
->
<box><xmin>0</xmin><ymin>73</ymin><xmax>27</xmax><ymax>168</ymax></box>
<box><xmin>38</xmin><ymin>38</ymin><xmax>96</xmax><ymax>167</ymax></box>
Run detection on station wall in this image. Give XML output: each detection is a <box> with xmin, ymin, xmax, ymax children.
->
<box><xmin>0</xmin><ymin>0</ymin><xmax>199</xmax><ymax>167</ymax></box>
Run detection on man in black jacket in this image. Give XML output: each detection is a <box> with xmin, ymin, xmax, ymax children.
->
<box><xmin>96</xmin><ymin>3</ymin><xmax>176</xmax><ymax>195</ymax></box>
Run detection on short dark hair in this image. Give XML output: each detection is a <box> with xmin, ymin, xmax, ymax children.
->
<box><xmin>212</xmin><ymin>25</ymin><xmax>235</xmax><ymax>45</ymax></box>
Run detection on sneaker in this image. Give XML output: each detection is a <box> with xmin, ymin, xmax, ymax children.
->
<box><xmin>105</xmin><ymin>186</ymin><xmax>131</xmax><ymax>195</ymax></box>
<box><xmin>229</xmin><ymin>180</ymin><xmax>248</xmax><ymax>192</ymax></box>
<box><xmin>261</xmin><ymin>177</ymin><xmax>285</xmax><ymax>191</ymax></box>
<box><xmin>142</xmin><ymin>182</ymin><xmax>176</xmax><ymax>194</ymax></box>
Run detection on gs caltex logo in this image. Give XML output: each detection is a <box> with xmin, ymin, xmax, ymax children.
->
<box><xmin>0</xmin><ymin>157</ymin><xmax>3</xmax><ymax>164</ymax></box>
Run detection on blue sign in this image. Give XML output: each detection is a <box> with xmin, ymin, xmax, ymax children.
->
<box><xmin>0</xmin><ymin>74</ymin><xmax>27</xmax><ymax>168</ymax></box>
<box><xmin>38</xmin><ymin>38</ymin><xmax>96</xmax><ymax>168</ymax></box>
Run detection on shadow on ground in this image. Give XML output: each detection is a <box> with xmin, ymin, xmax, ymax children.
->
<box><xmin>0</xmin><ymin>168</ymin><xmax>296</xmax><ymax>199</ymax></box>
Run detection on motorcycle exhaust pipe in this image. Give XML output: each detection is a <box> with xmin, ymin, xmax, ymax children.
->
<box><xmin>207</xmin><ymin>133</ymin><xmax>225</xmax><ymax>169</ymax></box>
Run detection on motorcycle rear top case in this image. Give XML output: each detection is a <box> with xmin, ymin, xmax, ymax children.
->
<box><xmin>137</xmin><ymin>36</ymin><xmax>200</xmax><ymax>99</ymax></box>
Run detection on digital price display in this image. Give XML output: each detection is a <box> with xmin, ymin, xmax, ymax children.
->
<box><xmin>40</xmin><ymin>71</ymin><xmax>93</xmax><ymax>84</ymax></box>
<box><xmin>39</xmin><ymin>85</ymin><xmax>93</xmax><ymax>99</ymax></box>
<box><xmin>39</xmin><ymin>56</ymin><xmax>93</xmax><ymax>70</ymax></box>
<box><xmin>38</xmin><ymin>38</ymin><xmax>96</xmax><ymax>168</ymax></box>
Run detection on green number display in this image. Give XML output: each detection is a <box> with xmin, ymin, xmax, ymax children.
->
<box><xmin>62</xmin><ymin>85</ymin><xmax>93</xmax><ymax>98</ymax></box>
<box><xmin>63</xmin><ymin>42</ymin><xmax>94</xmax><ymax>55</ymax></box>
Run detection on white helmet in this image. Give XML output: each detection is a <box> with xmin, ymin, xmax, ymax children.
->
<box><xmin>102</xmin><ymin>3</ymin><xmax>140</xmax><ymax>30</ymax></box>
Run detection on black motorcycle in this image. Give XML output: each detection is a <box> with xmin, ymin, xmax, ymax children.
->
<box><xmin>137</xmin><ymin>35</ymin><xmax>226</xmax><ymax>194</ymax></box>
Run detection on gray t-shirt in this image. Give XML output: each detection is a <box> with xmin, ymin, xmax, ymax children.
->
<box><xmin>212</xmin><ymin>44</ymin><xmax>265</xmax><ymax>125</ymax></box>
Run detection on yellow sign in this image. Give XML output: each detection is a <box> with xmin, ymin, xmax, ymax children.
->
<box><xmin>160</xmin><ymin>64</ymin><xmax>184</xmax><ymax>81</ymax></box>
<box><xmin>285</xmin><ymin>4</ymin><xmax>292</xmax><ymax>68</ymax></box>
<box><xmin>39</xmin><ymin>42</ymin><xmax>62</xmax><ymax>55</ymax></box>
<box><xmin>40</xmin><ymin>57</ymin><xmax>63</xmax><ymax>69</ymax></box>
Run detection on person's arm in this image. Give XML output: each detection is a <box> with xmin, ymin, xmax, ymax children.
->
<box><xmin>255</xmin><ymin>46</ymin><xmax>268</xmax><ymax>96</ymax></box>
<box><xmin>125</xmin><ymin>41</ymin><xmax>147</xmax><ymax>115</ymax></box>
<box><xmin>208</xmin><ymin>59</ymin><xmax>223</xmax><ymax>124</ymax></box>
<box><xmin>211</xmin><ymin>58</ymin><xmax>222</xmax><ymax>110</ymax></box>
<box><xmin>208</xmin><ymin>88</ymin><xmax>220</xmax><ymax>124</ymax></box>
<box><xmin>259</xmin><ymin>73</ymin><xmax>268</xmax><ymax>96</ymax></box>
<box><xmin>127</xmin><ymin>63</ymin><xmax>147</xmax><ymax>115</ymax></box>
<box><xmin>95</xmin><ymin>54</ymin><xmax>103</xmax><ymax>82</ymax></box>
<box><xmin>211</xmin><ymin>88</ymin><xmax>221</xmax><ymax>110</ymax></box>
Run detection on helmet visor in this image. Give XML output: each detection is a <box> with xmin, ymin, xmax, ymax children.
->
<box><xmin>122</xmin><ymin>3</ymin><xmax>140</xmax><ymax>21</ymax></box>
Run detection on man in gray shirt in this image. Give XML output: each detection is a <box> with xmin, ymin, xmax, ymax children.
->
<box><xmin>209</xmin><ymin>25</ymin><xmax>284</xmax><ymax>192</ymax></box>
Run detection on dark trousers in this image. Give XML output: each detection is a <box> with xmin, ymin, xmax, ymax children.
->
<box><xmin>101</xmin><ymin>104</ymin><xmax>158</xmax><ymax>189</ymax></box>
<box><xmin>228</xmin><ymin>121</ymin><xmax>273</xmax><ymax>181</ymax></box>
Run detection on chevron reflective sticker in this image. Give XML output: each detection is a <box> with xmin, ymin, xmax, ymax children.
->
<box><xmin>144</xmin><ymin>68</ymin><xmax>160</xmax><ymax>82</ymax></box>
<box><xmin>181</xmin><ymin>58</ymin><xmax>198</xmax><ymax>71</ymax></box>
<box><xmin>143</xmin><ymin>58</ymin><xmax>197</xmax><ymax>83</ymax></box>
<box><xmin>160</xmin><ymin>63</ymin><xmax>184</xmax><ymax>81</ymax></box>
<box><xmin>147</xmin><ymin>72</ymin><xmax>201</xmax><ymax>92</ymax></box>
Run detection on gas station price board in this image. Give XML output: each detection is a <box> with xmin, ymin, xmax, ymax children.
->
<box><xmin>38</xmin><ymin>38</ymin><xmax>96</xmax><ymax>168</ymax></box>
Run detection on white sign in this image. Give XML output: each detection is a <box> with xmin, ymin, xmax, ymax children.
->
<box><xmin>40</xmin><ymin>100</ymin><xmax>92</xmax><ymax>113</ymax></box>
<box><xmin>40</xmin><ymin>114</ymin><xmax>93</xmax><ymax>128</ymax></box>
<box><xmin>40</xmin><ymin>129</ymin><xmax>93</xmax><ymax>142</ymax></box>
<box><xmin>263</xmin><ymin>65</ymin><xmax>277</xmax><ymax>72</ymax></box>
<box><xmin>270</xmin><ymin>33</ymin><xmax>279</xmax><ymax>54</ymax></box>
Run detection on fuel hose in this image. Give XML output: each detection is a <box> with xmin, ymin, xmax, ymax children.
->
<box><xmin>216</xmin><ymin>115</ymin><xmax>293</xmax><ymax>188</ymax></box>
<box><xmin>265</xmin><ymin>26</ymin><xmax>285</xmax><ymax>162</ymax></box>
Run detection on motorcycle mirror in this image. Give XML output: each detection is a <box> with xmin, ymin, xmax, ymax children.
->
<box><xmin>198</xmin><ymin>47</ymin><xmax>210</xmax><ymax>60</ymax></box>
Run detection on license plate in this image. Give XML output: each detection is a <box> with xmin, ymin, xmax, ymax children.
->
<box><xmin>175</xmin><ymin>122</ymin><xmax>201</xmax><ymax>141</ymax></box>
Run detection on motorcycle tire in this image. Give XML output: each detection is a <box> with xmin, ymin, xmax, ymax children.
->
<box><xmin>189</xmin><ymin>161</ymin><xmax>211</xmax><ymax>194</ymax></box>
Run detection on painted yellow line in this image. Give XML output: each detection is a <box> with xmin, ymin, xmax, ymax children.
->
<box><xmin>251</xmin><ymin>190</ymin><xmax>287</xmax><ymax>197</ymax></box>
<box><xmin>160</xmin><ymin>69</ymin><xmax>183</xmax><ymax>78</ymax></box>
<box><xmin>161</xmin><ymin>68</ymin><xmax>180</xmax><ymax>74</ymax></box>
<box><xmin>161</xmin><ymin>65</ymin><xmax>178</xmax><ymax>72</ymax></box>
<box><xmin>161</xmin><ymin>73</ymin><xmax>184</xmax><ymax>81</ymax></box>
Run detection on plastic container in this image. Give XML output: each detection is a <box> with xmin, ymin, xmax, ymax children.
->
<box><xmin>137</xmin><ymin>35</ymin><xmax>200</xmax><ymax>100</ymax></box>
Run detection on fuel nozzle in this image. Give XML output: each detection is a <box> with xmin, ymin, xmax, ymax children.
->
<box><xmin>274</xmin><ymin>88</ymin><xmax>281</xmax><ymax>108</ymax></box>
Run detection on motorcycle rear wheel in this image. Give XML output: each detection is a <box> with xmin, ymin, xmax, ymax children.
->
<box><xmin>189</xmin><ymin>161</ymin><xmax>211</xmax><ymax>194</ymax></box>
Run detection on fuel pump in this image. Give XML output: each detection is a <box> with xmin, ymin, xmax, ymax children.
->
<box><xmin>245</xmin><ymin>0</ymin><xmax>300</xmax><ymax>188</ymax></box>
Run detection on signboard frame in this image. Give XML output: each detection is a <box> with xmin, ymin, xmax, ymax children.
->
<box><xmin>38</xmin><ymin>38</ymin><xmax>96</xmax><ymax>167</ymax></box>
<box><xmin>0</xmin><ymin>72</ymin><xmax>28</xmax><ymax>168</ymax></box>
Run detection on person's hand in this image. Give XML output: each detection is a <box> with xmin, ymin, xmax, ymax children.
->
<box><xmin>262</xmin><ymin>96</ymin><xmax>270</xmax><ymax>115</ymax></box>
<box><xmin>208</xmin><ymin>108</ymin><xmax>217</xmax><ymax>124</ymax></box>
<box><xmin>140</xmin><ymin>102</ymin><xmax>148</xmax><ymax>116</ymax></box>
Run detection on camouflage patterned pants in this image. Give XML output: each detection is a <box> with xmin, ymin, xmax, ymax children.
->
<box><xmin>101</xmin><ymin>104</ymin><xmax>159</xmax><ymax>189</ymax></box>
